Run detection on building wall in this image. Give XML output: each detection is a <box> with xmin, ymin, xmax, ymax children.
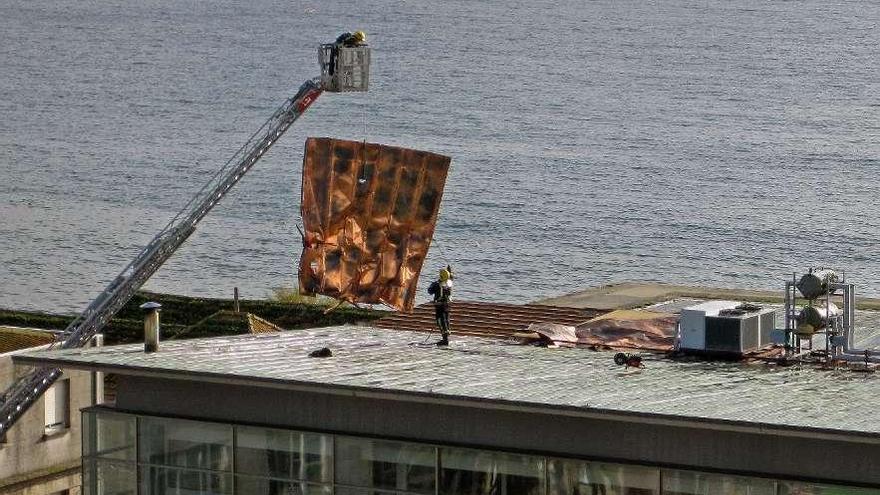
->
<box><xmin>0</xmin><ymin>469</ymin><xmax>81</xmax><ymax>495</ymax></box>
<box><xmin>81</xmin><ymin>407</ymin><xmax>878</xmax><ymax>495</ymax></box>
<box><xmin>0</xmin><ymin>350</ymin><xmax>93</xmax><ymax>494</ymax></box>
<box><xmin>114</xmin><ymin>375</ymin><xmax>880</xmax><ymax>488</ymax></box>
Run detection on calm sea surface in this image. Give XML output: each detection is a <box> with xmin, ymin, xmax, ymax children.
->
<box><xmin>1</xmin><ymin>0</ymin><xmax>878</xmax><ymax>313</ymax></box>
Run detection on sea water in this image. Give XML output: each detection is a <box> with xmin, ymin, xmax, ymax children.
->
<box><xmin>1</xmin><ymin>0</ymin><xmax>878</xmax><ymax>312</ymax></box>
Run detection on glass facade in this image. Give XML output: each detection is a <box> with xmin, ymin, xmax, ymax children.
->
<box><xmin>82</xmin><ymin>410</ymin><xmax>880</xmax><ymax>495</ymax></box>
<box><xmin>549</xmin><ymin>459</ymin><xmax>659</xmax><ymax>494</ymax></box>
<box><xmin>661</xmin><ymin>469</ymin><xmax>776</xmax><ymax>495</ymax></box>
<box><xmin>336</xmin><ymin>437</ymin><xmax>435</xmax><ymax>493</ymax></box>
<box><xmin>441</xmin><ymin>448</ymin><xmax>543</xmax><ymax>495</ymax></box>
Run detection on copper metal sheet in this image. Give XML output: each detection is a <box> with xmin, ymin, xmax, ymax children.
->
<box><xmin>374</xmin><ymin>301</ymin><xmax>603</xmax><ymax>336</ymax></box>
<box><xmin>298</xmin><ymin>137</ymin><xmax>451</xmax><ymax>311</ymax></box>
<box><xmin>508</xmin><ymin>313</ymin><xmax>677</xmax><ymax>351</ymax></box>
<box><xmin>574</xmin><ymin>315</ymin><xmax>678</xmax><ymax>351</ymax></box>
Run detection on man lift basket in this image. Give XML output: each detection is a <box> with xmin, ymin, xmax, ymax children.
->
<box><xmin>319</xmin><ymin>34</ymin><xmax>371</xmax><ymax>93</ymax></box>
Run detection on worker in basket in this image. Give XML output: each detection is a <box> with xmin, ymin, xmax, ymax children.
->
<box><xmin>329</xmin><ymin>30</ymin><xmax>367</xmax><ymax>76</ymax></box>
<box><xmin>427</xmin><ymin>265</ymin><xmax>453</xmax><ymax>346</ymax></box>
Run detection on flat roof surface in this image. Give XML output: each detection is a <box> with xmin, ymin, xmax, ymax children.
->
<box><xmin>14</xmin><ymin>325</ymin><xmax>880</xmax><ymax>437</ymax></box>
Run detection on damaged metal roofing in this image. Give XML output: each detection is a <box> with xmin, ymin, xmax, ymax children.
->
<box><xmin>298</xmin><ymin>138</ymin><xmax>451</xmax><ymax>311</ymax></box>
<box><xmin>374</xmin><ymin>301</ymin><xmax>603</xmax><ymax>337</ymax></box>
<box><xmin>15</xmin><ymin>326</ymin><xmax>880</xmax><ymax>438</ymax></box>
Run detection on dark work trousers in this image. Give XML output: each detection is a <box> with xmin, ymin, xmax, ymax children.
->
<box><xmin>434</xmin><ymin>303</ymin><xmax>450</xmax><ymax>339</ymax></box>
<box><xmin>329</xmin><ymin>47</ymin><xmax>338</xmax><ymax>76</ymax></box>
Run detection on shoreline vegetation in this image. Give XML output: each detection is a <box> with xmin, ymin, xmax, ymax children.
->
<box><xmin>7</xmin><ymin>283</ymin><xmax>880</xmax><ymax>347</ymax></box>
<box><xmin>0</xmin><ymin>289</ymin><xmax>387</xmax><ymax>345</ymax></box>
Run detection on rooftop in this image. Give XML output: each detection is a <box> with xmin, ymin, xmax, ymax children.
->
<box><xmin>0</xmin><ymin>327</ymin><xmax>56</xmax><ymax>355</ymax></box>
<box><xmin>538</xmin><ymin>281</ymin><xmax>880</xmax><ymax>311</ymax></box>
<box><xmin>14</xmin><ymin>325</ymin><xmax>880</xmax><ymax>438</ymax></box>
<box><xmin>374</xmin><ymin>301</ymin><xmax>603</xmax><ymax>337</ymax></box>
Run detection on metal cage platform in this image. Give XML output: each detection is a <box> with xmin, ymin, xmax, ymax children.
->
<box><xmin>319</xmin><ymin>44</ymin><xmax>371</xmax><ymax>92</ymax></box>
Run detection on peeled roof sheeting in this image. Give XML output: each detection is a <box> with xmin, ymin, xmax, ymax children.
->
<box><xmin>299</xmin><ymin>138</ymin><xmax>450</xmax><ymax>312</ymax></box>
<box><xmin>374</xmin><ymin>301</ymin><xmax>603</xmax><ymax>337</ymax></box>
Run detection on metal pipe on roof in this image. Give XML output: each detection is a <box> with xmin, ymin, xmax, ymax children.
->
<box><xmin>828</xmin><ymin>283</ymin><xmax>880</xmax><ymax>363</ymax></box>
<box><xmin>140</xmin><ymin>302</ymin><xmax>162</xmax><ymax>353</ymax></box>
<box><xmin>91</xmin><ymin>334</ymin><xmax>104</xmax><ymax>405</ymax></box>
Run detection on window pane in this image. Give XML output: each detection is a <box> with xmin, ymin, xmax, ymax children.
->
<box><xmin>440</xmin><ymin>447</ymin><xmax>544</xmax><ymax>495</ymax></box>
<box><xmin>778</xmin><ymin>482</ymin><xmax>880</xmax><ymax>495</ymax></box>
<box><xmin>236</xmin><ymin>426</ymin><xmax>332</xmax><ymax>482</ymax></box>
<box><xmin>95</xmin><ymin>459</ymin><xmax>137</xmax><ymax>495</ymax></box>
<box><xmin>83</xmin><ymin>411</ymin><xmax>95</xmax><ymax>457</ymax></box>
<box><xmin>235</xmin><ymin>476</ymin><xmax>331</xmax><ymax>495</ymax></box>
<box><xmin>139</xmin><ymin>417</ymin><xmax>232</xmax><ymax>471</ymax></box>
<box><xmin>549</xmin><ymin>459</ymin><xmax>659</xmax><ymax>495</ymax></box>
<box><xmin>85</xmin><ymin>412</ymin><xmax>136</xmax><ymax>461</ymax></box>
<box><xmin>140</xmin><ymin>465</ymin><xmax>233</xmax><ymax>495</ymax></box>
<box><xmin>336</xmin><ymin>437</ymin><xmax>436</xmax><ymax>494</ymax></box>
<box><xmin>334</xmin><ymin>489</ymin><xmax>410</xmax><ymax>495</ymax></box>
<box><xmin>83</xmin><ymin>458</ymin><xmax>95</xmax><ymax>494</ymax></box>
<box><xmin>661</xmin><ymin>469</ymin><xmax>775</xmax><ymax>495</ymax></box>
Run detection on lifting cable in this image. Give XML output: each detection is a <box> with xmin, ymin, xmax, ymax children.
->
<box><xmin>431</xmin><ymin>234</ymin><xmax>451</xmax><ymax>264</ymax></box>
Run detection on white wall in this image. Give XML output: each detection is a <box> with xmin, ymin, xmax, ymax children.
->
<box><xmin>0</xmin><ymin>347</ymin><xmax>93</xmax><ymax>494</ymax></box>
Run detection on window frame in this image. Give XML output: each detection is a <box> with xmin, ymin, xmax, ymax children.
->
<box><xmin>44</xmin><ymin>377</ymin><xmax>70</xmax><ymax>435</ymax></box>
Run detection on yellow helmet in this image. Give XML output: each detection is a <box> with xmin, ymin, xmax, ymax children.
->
<box><xmin>439</xmin><ymin>268</ymin><xmax>450</xmax><ymax>282</ymax></box>
<box><xmin>353</xmin><ymin>30</ymin><xmax>367</xmax><ymax>43</ymax></box>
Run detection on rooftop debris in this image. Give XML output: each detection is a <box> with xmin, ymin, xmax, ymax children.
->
<box><xmin>308</xmin><ymin>347</ymin><xmax>333</xmax><ymax>358</ymax></box>
<box><xmin>613</xmin><ymin>352</ymin><xmax>644</xmax><ymax>368</ymax></box>
<box><xmin>575</xmin><ymin>310</ymin><xmax>678</xmax><ymax>351</ymax></box>
<box><xmin>516</xmin><ymin>309</ymin><xmax>678</xmax><ymax>351</ymax></box>
<box><xmin>298</xmin><ymin>137</ymin><xmax>451</xmax><ymax>312</ymax></box>
<box><xmin>516</xmin><ymin>323</ymin><xmax>578</xmax><ymax>347</ymax></box>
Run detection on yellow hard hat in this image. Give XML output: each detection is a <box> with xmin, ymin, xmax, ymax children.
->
<box><xmin>353</xmin><ymin>30</ymin><xmax>367</xmax><ymax>43</ymax></box>
<box><xmin>439</xmin><ymin>268</ymin><xmax>450</xmax><ymax>282</ymax></box>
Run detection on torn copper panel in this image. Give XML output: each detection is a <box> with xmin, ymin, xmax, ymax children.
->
<box><xmin>298</xmin><ymin>137</ymin><xmax>451</xmax><ymax>311</ymax></box>
<box><xmin>513</xmin><ymin>311</ymin><xmax>678</xmax><ymax>351</ymax></box>
<box><xmin>519</xmin><ymin>323</ymin><xmax>579</xmax><ymax>347</ymax></box>
<box><xmin>575</xmin><ymin>313</ymin><xmax>678</xmax><ymax>351</ymax></box>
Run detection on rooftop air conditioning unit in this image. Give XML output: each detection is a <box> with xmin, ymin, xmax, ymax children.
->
<box><xmin>680</xmin><ymin>301</ymin><xmax>777</xmax><ymax>355</ymax></box>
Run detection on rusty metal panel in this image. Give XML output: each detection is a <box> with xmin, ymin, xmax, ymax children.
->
<box><xmin>299</xmin><ymin>137</ymin><xmax>451</xmax><ymax>311</ymax></box>
<box><xmin>374</xmin><ymin>301</ymin><xmax>602</xmax><ymax>336</ymax></box>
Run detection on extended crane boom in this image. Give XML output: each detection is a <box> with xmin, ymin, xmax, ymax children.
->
<box><xmin>0</xmin><ymin>41</ymin><xmax>370</xmax><ymax>437</ymax></box>
<box><xmin>0</xmin><ymin>79</ymin><xmax>323</xmax><ymax>436</ymax></box>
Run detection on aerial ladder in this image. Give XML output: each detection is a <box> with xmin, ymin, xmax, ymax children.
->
<box><xmin>0</xmin><ymin>40</ymin><xmax>371</xmax><ymax>437</ymax></box>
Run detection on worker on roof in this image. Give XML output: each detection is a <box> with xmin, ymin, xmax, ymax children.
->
<box><xmin>329</xmin><ymin>30</ymin><xmax>367</xmax><ymax>77</ymax></box>
<box><xmin>427</xmin><ymin>265</ymin><xmax>453</xmax><ymax>346</ymax></box>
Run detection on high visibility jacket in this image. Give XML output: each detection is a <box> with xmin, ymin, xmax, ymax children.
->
<box><xmin>428</xmin><ymin>281</ymin><xmax>451</xmax><ymax>306</ymax></box>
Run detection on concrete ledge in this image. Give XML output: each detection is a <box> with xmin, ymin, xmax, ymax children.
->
<box><xmin>536</xmin><ymin>282</ymin><xmax>880</xmax><ymax>311</ymax></box>
<box><xmin>0</xmin><ymin>461</ymin><xmax>80</xmax><ymax>493</ymax></box>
